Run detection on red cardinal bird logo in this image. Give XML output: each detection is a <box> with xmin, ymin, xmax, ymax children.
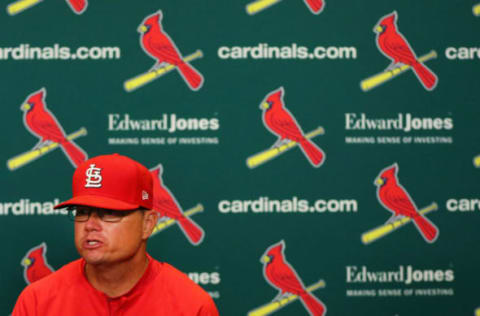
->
<box><xmin>261</xmin><ymin>241</ymin><xmax>326</xmax><ymax>316</ymax></box>
<box><xmin>260</xmin><ymin>87</ymin><xmax>325</xmax><ymax>167</ymax></box>
<box><xmin>374</xmin><ymin>11</ymin><xmax>438</xmax><ymax>90</ymax></box>
<box><xmin>375</xmin><ymin>163</ymin><xmax>439</xmax><ymax>243</ymax></box>
<box><xmin>65</xmin><ymin>0</ymin><xmax>88</xmax><ymax>14</ymax></box>
<box><xmin>20</xmin><ymin>88</ymin><xmax>87</xmax><ymax>168</ymax></box>
<box><xmin>21</xmin><ymin>243</ymin><xmax>54</xmax><ymax>284</ymax></box>
<box><xmin>304</xmin><ymin>0</ymin><xmax>324</xmax><ymax>14</ymax></box>
<box><xmin>138</xmin><ymin>11</ymin><xmax>204</xmax><ymax>91</ymax></box>
<box><xmin>151</xmin><ymin>164</ymin><xmax>205</xmax><ymax>245</ymax></box>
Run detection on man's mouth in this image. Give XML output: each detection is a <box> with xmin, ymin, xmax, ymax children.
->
<box><xmin>84</xmin><ymin>239</ymin><xmax>103</xmax><ymax>249</ymax></box>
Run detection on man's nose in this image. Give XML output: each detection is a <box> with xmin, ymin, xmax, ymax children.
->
<box><xmin>84</xmin><ymin>212</ymin><xmax>102</xmax><ymax>230</ymax></box>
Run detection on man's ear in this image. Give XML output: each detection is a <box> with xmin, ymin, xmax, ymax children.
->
<box><xmin>142</xmin><ymin>210</ymin><xmax>159</xmax><ymax>239</ymax></box>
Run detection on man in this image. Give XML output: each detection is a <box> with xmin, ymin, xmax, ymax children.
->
<box><xmin>13</xmin><ymin>153</ymin><xmax>219</xmax><ymax>316</ymax></box>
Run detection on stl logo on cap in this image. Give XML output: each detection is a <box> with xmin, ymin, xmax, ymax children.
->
<box><xmin>361</xmin><ymin>163</ymin><xmax>439</xmax><ymax>245</ymax></box>
<box><xmin>246</xmin><ymin>87</ymin><xmax>326</xmax><ymax>169</ymax></box>
<box><xmin>85</xmin><ymin>164</ymin><xmax>102</xmax><ymax>188</ymax></box>
<box><xmin>53</xmin><ymin>154</ymin><xmax>154</xmax><ymax>211</ymax></box>
<box><xmin>248</xmin><ymin>241</ymin><xmax>327</xmax><ymax>316</ymax></box>
<box><xmin>123</xmin><ymin>10</ymin><xmax>204</xmax><ymax>92</ymax></box>
<box><xmin>360</xmin><ymin>11</ymin><xmax>438</xmax><ymax>92</ymax></box>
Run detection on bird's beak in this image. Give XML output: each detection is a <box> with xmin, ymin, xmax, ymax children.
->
<box><xmin>374</xmin><ymin>25</ymin><xmax>383</xmax><ymax>34</ymax></box>
<box><xmin>261</xmin><ymin>255</ymin><xmax>271</xmax><ymax>264</ymax></box>
<box><xmin>374</xmin><ymin>178</ymin><xmax>384</xmax><ymax>186</ymax></box>
<box><xmin>22</xmin><ymin>258</ymin><xmax>31</xmax><ymax>267</ymax></box>
<box><xmin>138</xmin><ymin>25</ymin><xmax>147</xmax><ymax>33</ymax></box>
<box><xmin>260</xmin><ymin>102</ymin><xmax>270</xmax><ymax>110</ymax></box>
<box><xmin>20</xmin><ymin>103</ymin><xmax>31</xmax><ymax>112</ymax></box>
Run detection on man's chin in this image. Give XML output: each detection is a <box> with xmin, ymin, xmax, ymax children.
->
<box><xmin>80</xmin><ymin>250</ymin><xmax>107</xmax><ymax>266</ymax></box>
<box><xmin>83</xmin><ymin>256</ymin><xmax>106</xmax><ymax>266</ymax></box>
<box><xmin>84</xmin><ymin>257</ymin><xmax>105</xmax><ymax>265</ymax></box>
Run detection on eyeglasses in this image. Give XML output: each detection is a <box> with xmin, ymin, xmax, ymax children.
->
<box><xmin>67</xmin><ymin>207</ymin><xmax>141</xmax><ymax>222</ymax></box>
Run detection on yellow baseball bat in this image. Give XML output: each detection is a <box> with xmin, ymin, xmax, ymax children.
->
<box><xmin>360</xmin><ymin>50</ymin><xmax>437</xmax><ymax>92</ymax></box>
<box><xmin>361</xmin><ymin>202</ymin><xmax>438</xmax><ymax>245</ymax></box>
<box><xmin>248</xmin><ymin>279</ymin><xmax>326</xmax><ymax>316</ymax></box>
<box><xmin>124</xmin><ymin>50</ymin><xmax>203</xmax><ymax>92</ymax></box>
<box><xmin>474</xmin><ymin>155</ymin><xmax>480</xmax><ymax>168</ymax></box>
<box><xmin>246</xmin><ymin>126</ymin><xmax>324</xmax><ymax>169</ymax></box>
<box><xmin>7</xmin><ymin>0</ymin><xmax>42</xmax><ymax>16</ymax></box>
<box><xmin>152</xmin><ymin>204</ymin><xmax>203</xmax><ymax>235</ymax></box>
<box><xmin>246</xmin><ymin>0</ymin><xmax>282</xmax><ymax>15</ymax></box>
<box><xmin>473</xmin><ymin>4</ymin><xmax>480</xmax><ymax>16</ymax></box>
<box><xmin>7</xmin><ymin>128</ymin><xmax>87</xmax><ymax>171</ymax></box>
<box><xmin>475</xmin><ymin>307</ymin><xmax>480</xmax><ymax>316</ymax></box>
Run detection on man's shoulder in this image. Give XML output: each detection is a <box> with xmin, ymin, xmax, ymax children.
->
<box><xmin>151</xmin><ymin>260</ymin><xmax>211</xmax><ymax>301</ymax></box>
<box><xmin>24</xmin><ymin>258</ymin><xmax>84</xmax><ymax>294</ymax></box>
<box><xmin>156</xmin><ymin>262</ymin><xmax>219</xmax><ymax>315</ymax></box>
<box><xmin>13</xmin><ymin>259</ymin><xmax>89</xmax><ymax>316</ymax></box>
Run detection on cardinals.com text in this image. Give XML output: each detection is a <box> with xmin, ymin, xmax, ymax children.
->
<box><xmin>0</xmin><ymin>44</ymin><xmax>121</xmax><ymax>60</ymax></box>
<box><xmin>218</xmin><ymin>197</ymin><xmax>357</xmax><ymax>213</ymax></box>
<box><xmin>0</xmin><ymin>198</ymin><xmax>64</xmax><ymax>216</ymax></box>
<box><xmin>217</xmin><ymin>43</ymin><xmax>357</xmax><ymax>60</ymax></box>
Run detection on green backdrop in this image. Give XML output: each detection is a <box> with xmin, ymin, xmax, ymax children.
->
<box><xmin>1</xmin><ymin>1</ymin><xmax>479</xmax><ymax>315</ymax></box>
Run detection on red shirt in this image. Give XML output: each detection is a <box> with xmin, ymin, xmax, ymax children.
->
<box><xmin>12</xmin><ymin>255</ymin><xmax>219</xmax><ymax>316</ymax></box>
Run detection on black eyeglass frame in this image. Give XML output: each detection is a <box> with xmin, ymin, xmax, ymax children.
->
<box><xmin>67</xmin><ymin>207</ymin><xmax>145</xmax><ymax>223</ymax></box>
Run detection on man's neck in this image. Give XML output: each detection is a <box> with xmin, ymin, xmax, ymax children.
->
<box><xmin>84</xmin><ymin>253</ymin><xmax>150</xmax><ymax>298</ymax></box>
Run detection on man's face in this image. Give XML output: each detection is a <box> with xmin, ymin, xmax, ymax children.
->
<box><xmin>74</xmin><ymin>207</ymin><xmax>152</xmax><ymax>266</ymax></box>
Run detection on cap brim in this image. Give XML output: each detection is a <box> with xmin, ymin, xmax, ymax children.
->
<box><xmin>54</xmin><ymin>195</ymin><xmax>141</xmax><ymax>211</ymax></box>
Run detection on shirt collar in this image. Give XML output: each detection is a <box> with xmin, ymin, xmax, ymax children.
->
<box><xmin>80</xmin><ymin>253</ymin><xmax>155</xmax><ymax>301</ymax></box>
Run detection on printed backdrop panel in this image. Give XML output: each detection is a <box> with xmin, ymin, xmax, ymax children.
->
<box><xmin>0</xmin><ymin>0</ymin><xmax>479</xmax><ymax>315</ymax></box>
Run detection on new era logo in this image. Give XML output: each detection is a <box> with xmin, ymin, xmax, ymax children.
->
<box><xmin>85</xmin><ymin>164</ymin><xmax>102</xmax><ymax>188</ymax></box>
